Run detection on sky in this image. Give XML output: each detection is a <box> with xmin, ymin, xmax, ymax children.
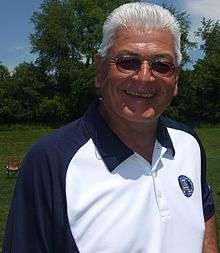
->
<box><xmin>1</xmin><ymin>0</ymin><xmax>220</xmax><ymax>71</ymax></box>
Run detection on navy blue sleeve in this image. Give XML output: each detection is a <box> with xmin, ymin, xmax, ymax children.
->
<box><xmin>3</xmin><ymin>144</ymin><xmax>55</xmax><ymax>252</ymax></box>
<box><xmin>162</xmin><ymin>117</ymin><xmax>215</xmax><ymax>222</ymax></box>
<box><xmin>200</xmin><ymin>143</ymin><xmax>215</xmax><ymax>222</ymax></box>
<box><xmin>3</xmin><ymin>139</ymin><xmax>79</xmax><ymax>253</ymax></box>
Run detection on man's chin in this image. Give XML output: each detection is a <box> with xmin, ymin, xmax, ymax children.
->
<box><xmin>122</xmin><ymin>108</ymin><xmax>159</xmax><ymax>124</ymax></box>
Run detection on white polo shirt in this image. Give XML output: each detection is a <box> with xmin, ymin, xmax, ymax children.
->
<box><xmin>4</xmin><ymin>100</ymin><xmax>215</xmax><ymax>253</ymax></box>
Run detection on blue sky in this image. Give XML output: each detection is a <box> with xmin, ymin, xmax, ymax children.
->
<box><xmin>0</xmin><ymin>0</ymin><xmax>42</xmax><ymax>71</ymax></box>
<box><xmin>1</xmin><ymin>0</ymin><xmax>220</xmax><ymax>71</ymax></box>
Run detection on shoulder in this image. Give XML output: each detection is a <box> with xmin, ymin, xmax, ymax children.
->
<box><xmin>161</xmin><ymin>116</ymin><xmax>203</xmax><ymax>145</ymax></box>
<box><xmin>161</xmin><ymin>116</ymin><xmax>196</xmax><ymax>135</ymax></box>
<box><xmin>160</xmin><ymin>116</ymin><xmax>206</xmax><ymax>162</ymax></box>
<box><xmin>32</xmin><ymin>117</ymin><xmax>89</xmax><ymax>155</ymax></box>
<box><xmin>20</xmin><ymin>116</ymin><xmax>90</xmax><ymax>177</ymax></box>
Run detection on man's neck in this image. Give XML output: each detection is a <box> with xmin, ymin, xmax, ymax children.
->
<box><xmin>99</xmin><ymin>104</ymin><xmax>158</xmax><ymax>163</ymax></box>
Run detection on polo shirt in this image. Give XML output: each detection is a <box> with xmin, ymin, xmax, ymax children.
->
<box><xmin>3</xmin><ymin>99</ymin><xmax>215</xmax><ymax>253</ymax></box>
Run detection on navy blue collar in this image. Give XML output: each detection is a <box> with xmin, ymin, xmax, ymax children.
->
<box><xmin>84</xmin><ymin>99</ymin><xmax>175</xmax><ymax>172</ymax></box>
<box><xmin>157</xmin><ymin>116</ymin><xmax>175</xmax><ymax>157</ymax></box>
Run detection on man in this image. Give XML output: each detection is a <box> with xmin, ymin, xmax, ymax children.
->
<box><xmin>3</xmin><ymin>2</ymin><xmax>218</xmax><ymax>253</ymax></box>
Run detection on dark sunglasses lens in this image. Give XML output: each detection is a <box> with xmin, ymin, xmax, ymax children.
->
<box><xmin>117</xmin><ymin>58</ymin><xmax>141</xmax><ymax>71</ymax></box>
<box><xmin>152</xmin><ymin>61</ymin><xmax>173</xmax><ymax>76</ymax></box>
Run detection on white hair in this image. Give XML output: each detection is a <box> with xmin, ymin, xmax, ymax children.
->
<box><xmin>98</xmin><ymin>2</ymin><xmax>182</xmax><ymax>65</ymax></box>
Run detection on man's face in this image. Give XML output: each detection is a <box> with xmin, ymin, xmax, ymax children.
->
<box><xmin>95</xmin><ymin>28</ymin><xmax>178</xmax><ymax>125</ymax></box>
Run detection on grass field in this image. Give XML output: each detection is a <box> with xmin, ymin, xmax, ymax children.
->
<box><xmin>0</xmin><ymin>125</ymin><xmax>53</xmax><ymax>252</ymax></box>
<box><xmin>0</xmin><ymin>125</ymin><xmax>219</xmax><ymax>251</ymax></box>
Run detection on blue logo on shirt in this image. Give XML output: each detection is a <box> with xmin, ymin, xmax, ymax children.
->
<box><xmin>178</xmin><ymin>175</ymin><xmax>194</xmax><ymax>197</ymax></box>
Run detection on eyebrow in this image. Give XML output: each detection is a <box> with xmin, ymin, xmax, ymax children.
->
<box><xmin>152</xmin><ymin>54</ymin><xmax>174</xmax><ymax>61</ymax></box>
<box><xmin>116</xmin><ymin>50</ymin><xmax>140</xmax><ymax>57</ymax></box>
<box><xmin>115</xmin><ymin>50</ymin><xmax>174</xmax><ymax>62</ymax></box>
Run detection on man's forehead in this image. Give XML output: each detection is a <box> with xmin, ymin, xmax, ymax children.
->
<box><xmin>108</xmin><ymin>27</ymin><xmax>176</xmax><ymax>60</ymax></box>
<box><xmin>113</xmin><ymin>26</ymin><xmax>173</xmax><ymax>42</ymax></box>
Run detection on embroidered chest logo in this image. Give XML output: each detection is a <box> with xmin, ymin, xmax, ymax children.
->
<box><xmin>178</xmin><ymin>175</ymin><xmax>194</xmax><ymax>197</ymax></box>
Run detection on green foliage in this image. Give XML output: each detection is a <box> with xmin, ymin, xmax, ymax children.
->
<box><xmin>0</xmin><ymin>64</ymin><xmax>11</xmax><ymax>123</ymax></box>
<box><xmin>191</xmin><ymin>19</ymin><xmax>220</xmax><ymax>124</ymax></box>
<box><xmin>196</xmin><ymin>18</ymin><xmax>220</xmax><ymax>56</ymax></box>
<box><xmin>31</xmin><ymin>0</ymin><xmax>135</xmax><ymax>63</ymax></box>
<box><xmin>162</xmin><ymin>6</ymin><xmax>200</xmax><ymax>125</ymax></box>
<box><xmin>28</xmin><ymin>0</ymin><xmax>134</xmax><ymax>123</ymax></box>
<box><xmin>0</xmin><ymin>63</ymin><xmax>41</xmax><ymax>123</ymax></box>
<box><xmin>165</xmin><ymin>70</ymin><xmax>200</xmax><ymax>126</ymax></box>
<box><xmin>166</xmin><ymin>18</ymin><xmax>220</xmax><ymax>125</ymax></box>
<box><xmin>30</xmin><ymin>0</ymin><xmax>134</xmax><ymax>72</ymax></box>
<box><xmin>162</xmin><ymin>4</ymin><xmax>197</xmax><ymax>66</ymax></box>
<box><xmin>29</xmin><ymin>0</ymin><xmax>197</xmax><ymax>124</ymax></box>
<box><xmin>36</xmin><ymin>95</ymin><xmax>68</xmax><ymax>124</ymax></box>
<box><xmin>0</xmin><ymin>64</ymin><xmax>10</xmax><ymax>81</ymax></box>
<box><xmin>1</xmin><ymin>3</ymin><xmax>219</xmax><ymax>125</ymax></box>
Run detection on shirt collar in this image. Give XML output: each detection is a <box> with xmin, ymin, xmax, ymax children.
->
<box><xmin>157</xmin><ymin>116</ymin><xmax>175</xmax><ymax>157</ymax></box>
<box><xmin>84</xmin><ymin>99</ymin><xmax>175</xmax><ymax>172</ymax></box>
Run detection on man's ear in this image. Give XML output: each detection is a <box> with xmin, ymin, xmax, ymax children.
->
<box><xmin>173</xmin><ymin>83</ymin><xmax>178</xmax><ymax>96</ymax></box>
<box><xmin>95</xmin><ymin>53</ymin><xmax>102</xmax><ymax>88</ymax></box>
<box><xmin>173</xmin><ymin>70</ymin><xmax>179</xmax><ymax>97</ymax></box>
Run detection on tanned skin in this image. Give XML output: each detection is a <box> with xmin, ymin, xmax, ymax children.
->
<box><xmin>203</xmin><ymin>216</ymin><xmax>219</xmax><ymax>253</ymax></box>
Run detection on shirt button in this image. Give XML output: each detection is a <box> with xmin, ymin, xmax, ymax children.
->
<box><xmin>157</xmin><ymin>191</ymin><xmax>162</xmax><ymax>198</ymax></box>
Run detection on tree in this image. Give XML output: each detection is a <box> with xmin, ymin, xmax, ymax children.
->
<box><xmin>162</xmin><ymin>4</ymin><xmax>196</xmax><ymax>66</ymax></box>
<box><xmin>1</xmin><ymin>62</ymin><xmax>41</xmax><ymax>123</ymax></box>
<box><xmin>161</xmin><ymin>5</ymin><xmax>197</xmax><ymax>123</ymax></box>
<box><xmin>0</xmin><ymin>64</ymin><xmax>11</xmax><ymax>123</ymax></box>
<box><xmin>166</xmin><ymin>69</ymin><xmax>201</xmax><ymax>126</ymax></box>
<box><xmin>0</xmin><ymin>64</ymin><xmax>10</xmax><ymax>81</ymax></box>
<box><xmin>29</xmin><ymin>0</ymin><xmax>141</xmax><ymax>122</ymax></box>
<box><xmin>31</xmin><ymin>0</ymin><xmax>135</xmax><ymax>67</ymax></box>
<box><xmin>196</xmin><ymin>18</ymin><xmax>220</xmax><ymax>57</ymax></box>
<box><xmin>190</xmin><ymin>19</ymin><xmax>220</xmax><ymax>124</ymax></box>
<box><xmin>28</xmin><ymin>1</ymin><xmax>197</xmax><ymax>124</ymax></box>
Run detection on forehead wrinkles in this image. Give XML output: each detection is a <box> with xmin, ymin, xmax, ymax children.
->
<box><xmin>108</xmin><ymin>27</ymin><xmax>176</xmax><ymax>61</ymax></box>
<box><xmin>114</xmin><ymin>26</ymin><xmax>172</xmax><ymax>42</ymax></box>
<box><xmin>110</xmin><ymin>28</ymin><xmax>174</xmax><ymax>54</ymax></box>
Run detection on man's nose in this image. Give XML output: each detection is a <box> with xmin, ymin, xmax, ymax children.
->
<box><xmin>137</xmin><ymin>61</ymin><xmax>155</xmax><ymax>81</ymax></box>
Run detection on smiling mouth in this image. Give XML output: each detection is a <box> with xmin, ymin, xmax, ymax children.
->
<box><xmin>124</xmin><ymin>90</ymin><xmax>156</xmax><ymax>98</ymax></box>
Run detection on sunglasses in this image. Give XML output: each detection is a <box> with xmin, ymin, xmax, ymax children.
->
<box><xmin>109</xmin><ymin>56</ymin><xmax>176</xmax><ymax>77</ymax></box>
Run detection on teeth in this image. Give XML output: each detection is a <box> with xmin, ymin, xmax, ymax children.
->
<box><xmin>125</xmin><ymin>90</ymin><xmax>155</xmax><ymax>98</ymax></box>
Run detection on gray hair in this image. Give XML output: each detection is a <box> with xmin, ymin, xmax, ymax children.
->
<box><xmin>98</xmin><ymin>2</ymin><xmax>182</xmax><ymax>65</ymax></box>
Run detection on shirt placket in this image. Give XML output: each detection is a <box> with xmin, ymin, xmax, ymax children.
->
<box><xmin>135</xmin><ymin>141</ymin><xmax>171</xmax><ymax>221</ymax></box>
<box><xmin>151</xmin><ymin>141</ymin><xmax>171</xmax><ymax>221</ymax></box>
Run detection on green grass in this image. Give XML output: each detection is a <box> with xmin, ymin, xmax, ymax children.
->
<box><xmin>196</xmin><ymin>127</ymin><xmax>220</xmax><ymax>244</ymax></box>
<box><xmin>0</xmin><ymin>125</ymin><xmax>219</xmax><ymax>251</ymax></box>
<box><xmin>0</xmin><ymin>125</ymin><xmax>53</xmax><ymax>252</ymax></box>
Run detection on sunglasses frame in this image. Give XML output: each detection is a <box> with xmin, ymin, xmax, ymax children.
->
<box><xmin>108</xmin><ymin>55</ymin><xmax>177</xmax><ymax>78</ymax></box>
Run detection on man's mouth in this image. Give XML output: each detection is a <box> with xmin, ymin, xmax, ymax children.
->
<box><xmin>124</xmin><ymin>90</ymin><xmax>156</xmax><ymax>98</ymax></box>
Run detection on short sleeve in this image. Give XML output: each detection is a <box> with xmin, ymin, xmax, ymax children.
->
<box><xmin>200</xmin><ymin>142</ymin><xmax>215</xmax><ymax>221</ymax></box>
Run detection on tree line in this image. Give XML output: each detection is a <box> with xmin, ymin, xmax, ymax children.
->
<box><xmin>0</xmin><ymin>0</ymin><xmax>219</xmax><ymax>126</ymax></box>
